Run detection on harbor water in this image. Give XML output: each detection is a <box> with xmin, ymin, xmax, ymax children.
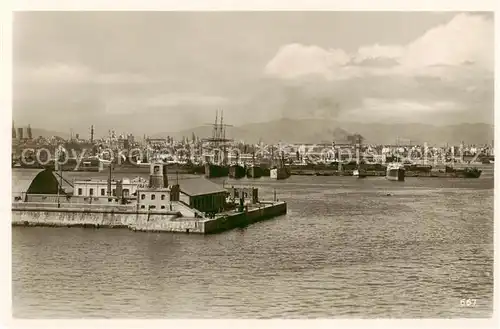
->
<box><xmin>12</xmin><ymin>166</ymin><xmax>494</xmax><ymax>318</ymax></box>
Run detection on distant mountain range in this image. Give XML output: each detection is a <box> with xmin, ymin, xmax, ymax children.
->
<box><xmin>156</xmin><ymin>118</ymin><xmax>494</xmax><ymax>145</ymax></box>
<box><xmin>19</xmin><ymin>119</ymin><xmax>494</xmax><ymax>145</ymax></box>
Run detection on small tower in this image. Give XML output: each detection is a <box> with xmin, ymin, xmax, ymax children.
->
<box><xmin>27</xmin><ymin>124</ymin><xmax>32</xmax><ymax>140</ymax></box>
<box><xmin>149</xmin><ymin>162</ymin><xmax>165</xmax><ymax>189</ymax></box>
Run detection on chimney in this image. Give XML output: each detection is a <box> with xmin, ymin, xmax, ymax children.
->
<box><xmin>27</xmin><ymin>124</ymin><xmax>32</xmax><ymax>139</ymax></box>
<box><xmin>169</xmin><ymin>184</ymin><xmax>180</xmax><ymax>201</ymax></box>
<box><xmin>116</xmin><ymin>180</ymin><xmax>123</xmax><ymax>199</ymax></box>
<box><xmin>12</xmin><ymin>121</ymin><xmax>16</xmax><ymax>139</ymax></box>
<box><xmin>17</xmin><ymin>127</ymin><xmax>23</xmax><ymax>140</ymax></box>
<box><xmin>163</xmin><ymin>164</ymin><xmax>169</xmax><ymax>188</ymax></box>
<box><xmin>107</xmin><ymin>164</ymin><xmax>112</xmax><ymax>196</ymax></box>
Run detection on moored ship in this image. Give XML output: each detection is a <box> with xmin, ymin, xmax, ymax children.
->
<box><xmin>246</xmin><ymin>153</ymin><xmax>264</xmax><ymax>178</ymax></box>
<box><xmin>445</xmin><ymin>166</ymin><xmax>482</xmax><ymax>178</ymax></box>
<box><xmin>246</xmin><ymin>165</ymin><xmax>263</xmax><ymax>178</ymax></box>
<box><xmin>270</xmin><ymin>151</ymin><xmax>290</xmax><ymax>180</ymax></box>
<box><xmin>204</xmin><ymin>163</ymin><xmax>229</xmax><ymax>178</ymax></box>
<box><xmin>270</xmin><ymin>167</ymin><xmax>291</xmax><ymax>180</ymax></box>
<box><xmin>386</xmin><ymin>163</ymin><xmax>405</xmax><ymax>181</ymax></box>
<box><xmin>229</xmin><ymin>164</ymin><xmax>246</xmax><ymax>179</ymax></box>
<box><xmin>352</xmin><ymin>168</ymin><xmax>367</xmax><ymax>178</ymax></box>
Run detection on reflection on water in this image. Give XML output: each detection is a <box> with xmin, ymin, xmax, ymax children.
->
<box><xmin>12</xmin><ymin>173</ymin><xmax>494</xmax><ymax>318</ymax></box>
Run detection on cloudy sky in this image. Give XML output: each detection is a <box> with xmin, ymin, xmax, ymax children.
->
<box><xmin>13</xmin><ymin>11</ymin><xmax>493</xmax><ymax>136</ymax></box>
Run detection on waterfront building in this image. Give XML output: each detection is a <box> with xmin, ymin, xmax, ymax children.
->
<box><xmin>136</xmin><ymin>185</ymin><xmax>180</xmax><ymax>211</ymax></box>
<box><xmin>52</xmin><ymin>162</ymin><xmax>228</xmax><ymax>214</ymax></box>
<box><xmin>73</xmin><ymin>178</ymin><xmax>147</xmax><ymax>198</ymax></box>
<box><xmin>178</xmin><ymin>177</ymin><xmax>228</xmax><ymax>213</ymax></box>
<box><xmin>135</xmin><ymin>163</ymin><xmax>179</xmax><ymax>210</ymax></box>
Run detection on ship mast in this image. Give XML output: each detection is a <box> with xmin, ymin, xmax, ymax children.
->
<box><xmin>203</xmin><ymin>109</ymin><xmax>233</xmax><ymax>165</ymax></box>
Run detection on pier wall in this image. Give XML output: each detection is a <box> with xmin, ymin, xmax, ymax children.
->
<box><xmin>11</xmin><ymin>205</ymin><xmax>203</xmax><ymax>233</ymax></box>
<box><xmin>202</xmin><ymin>201</ymin><xmax>287</xmax><ymax>234</ymax></box>
<box><xmin>11</xmin><ymin>201</ymin><xmax>287</xmax><ymax>234</ymax></box>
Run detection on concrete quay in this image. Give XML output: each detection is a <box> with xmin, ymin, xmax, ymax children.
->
<box><xmin>11</xmin><ymin>201</ymin><xmax>287</xmax><ymax>234</ymax></box>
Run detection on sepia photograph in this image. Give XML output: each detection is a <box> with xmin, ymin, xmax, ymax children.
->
<box><xmin>4</xmin><ymin>3</ymin><xmax>496</xmax><ymax>326</ymax></box>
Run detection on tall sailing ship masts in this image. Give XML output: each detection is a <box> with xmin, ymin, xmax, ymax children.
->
<box><xmin>203</xmin><ymin>109</ymin><xmax>233</xmax><ymax>165</ymax></box>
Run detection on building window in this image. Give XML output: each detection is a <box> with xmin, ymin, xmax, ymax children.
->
<box><xmin>112</xmin><ymin>189</ymin><xmax>116</xmax><ymax>196</ymax></box>
<box><xmin>123</xmin><ymin>189</ymin><xmax>130</xmax><ymax>197</ymax></box>
<box><xmin>149</xmin><ymin>205</ymin><xmax>156</xmax><ymax>209</ymax></box>
<box><xmin>141</xmin><ymin>194</ymin><xmax>146</xmax><ymax>200</ymax></box>
<box><xmin>161</xmin><ymin>205</ymin><xmax>165</xmax><ymax>209</ymax></box>
<box><xmin>151</xmin><ymin>194</ymin><xmax>156</xmax><ymax>200</ymax></box>
<box><xmin>101</xmin><ymin>188</ymin><xmax>106</xmax><ymax>196</ymax></box>
<box><xmin>140</xmin><ymin>205</ymin><xmax>145</xmax><ymax>209</ymax></box>
<box><xmin>78</xmin><ymin>188</ymin><xmax>83</xmax><ymax>195</ymax></box>
<box><xmin>161</xmin><ymin>194</ymin><xmax>166</xmax><ymax>200</ymax></box>
<box><xmin>89</xmin><ymin>188</ymin><xmax>94</xmax><ymax>196</ymax></box>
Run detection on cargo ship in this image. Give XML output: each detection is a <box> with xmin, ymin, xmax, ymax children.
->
<box><xmin>204</xmin><ymin>163</ymin><xmax>229</xmax><ymax>178</ymax></box>
<box><xmin>229</xmin><ymin>164</ymin><xmax>246</xmax><ymax>179</ymax></box>
<box><xmin>270</xmin><ymin>167</ymin><xmax>291</xmax><ymax>180</ymax></box>
<box><xmin>270</xmin><ymin>150</ymin><xmax>290</xmax><ymax>180</ymax></box>
<box><xmin>246</xmin><ymin>165</ymin><xmax>263</xmax><ymax>178</ymax></box>
<box><xmin>445</xmin><ymin>166</ymin><xmax>482</xmax><ymax>178</ymax></box>
<box><xmin>352</xmin><ymin>160</ymin><xmax>367</xmax><ymax>178</ymax></box>
<box><xmin>352</xmin><ymin>168</ymin><xmax>367</xmax><ymax>178</ymax></box>
<box><xmin>386</xmin><ymin>163</ymin><xmax>405</xmax><ymax>181</ymax></box>
<box><xmin>246</xmin><ymin>153</ymin><xmax>264</xmax><ymax>178</ymax></box>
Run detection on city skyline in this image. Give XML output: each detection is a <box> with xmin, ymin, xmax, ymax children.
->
<box><xmin>13</xmin><ymin>11</ymin><xmax>494</xmax><ymax>136</ymax></box>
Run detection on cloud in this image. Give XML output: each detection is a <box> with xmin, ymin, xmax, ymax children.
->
<box><xmin>258</xmin><ymin>13</ymin><xmax>493</xmax><ymax>124</ymax></box>
<box><xmin>15</xmin><ymin>63</ymin><xmax>153</xmax><ymax>85</ymax></box>
<box><xmin>264</xmin><ymin>43</ymin><xmax>350</xmax><ymax>80</ymax></box>
<box><xmin>265</xmin><ymin>13</ymin><xmax>493</xmax><ymax>80</ymax></box>
<box><xmin>104</xmin><ymin>93</ymin><xmax>229</xmax><ymax>114</ymax></box>
<box><xmin>400</xmin><ymin>13</ymin><xmax>493</xmax><ymax>71</ymax></box>
<box><xmin>353</xmin><ymin>44</ymin><xmax>404</xmax><ymax>63</ymax></box>
<box><xmin>145</xmin><ymin>93</ymin><xmax>228</xmax><ymax>108</ymax></box>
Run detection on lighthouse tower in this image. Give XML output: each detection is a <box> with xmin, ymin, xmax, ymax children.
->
<box><xmin>148</xmin><ymin>162</ymin><xmax>169</xmax><ymax>189</ymax></box>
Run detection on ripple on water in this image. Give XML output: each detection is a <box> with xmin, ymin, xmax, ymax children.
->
<box><xmin>12</xmin><ymin>176</ymin><xmax>493</xmax><ymax>318</ymax></box>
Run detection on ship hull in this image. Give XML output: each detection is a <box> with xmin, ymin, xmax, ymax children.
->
<box><xmin>270</xmin><ymin>168</ymin><xmax>291</xmax><ymax>180</ymax></box>
<box><xmin>455</xmin><ymin>169</ymin><xmax>482</xmax><ymax>178</ymax></box>
<box><xmin>229</xmin><ymin>165</ymin><xmax>246</xmax><ymax>179</ymax></box>
<box><xmin>353</xmin><ymin>169</ymin><xmax>367</xmax><ymax>178</ymax></box>
<box><xmin>386</xmin><ymin>168</ymin><xmax>405</xmax><ymax>181</ymax></box>
<box><xmin>246</xmin><ymin>166</ymin><xmax>263</xmax><ymax>178</ymax></box>
<box><xmin>204</xmin><ymin>163</ymin><xmax>229</xmax><ymax>178</ymax></box>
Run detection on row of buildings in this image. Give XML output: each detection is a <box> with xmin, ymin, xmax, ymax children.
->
<box><xmin>14</xmin><ymin>162</ymin><xmax>239</xmax><ymax>215</ymax></box>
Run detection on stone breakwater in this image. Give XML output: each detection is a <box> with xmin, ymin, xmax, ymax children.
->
<box><xmin>11</xmin><ymin>201</ymin><xmax>287</xmax><ymax>234</ymax></box>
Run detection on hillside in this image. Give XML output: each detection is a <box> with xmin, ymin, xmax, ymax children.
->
<box><xmin>156</xmin><ymin>119</ymin><xmax>494</xmax><ymax>145</ymax></box>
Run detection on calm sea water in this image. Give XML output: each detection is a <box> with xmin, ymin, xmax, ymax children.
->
<box><xmin>12</xmin><ymin>168</ymin><xmax>494</xmax><ymax>318</ymax></box>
